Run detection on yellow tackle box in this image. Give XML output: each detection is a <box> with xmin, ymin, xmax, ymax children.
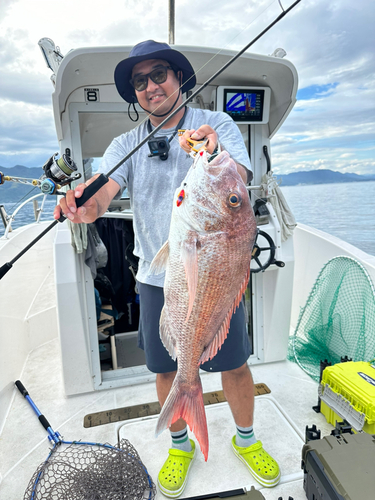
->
<box><xmin>319</xmin><ymin>360</ymin><xmax>375</xmax><ymax>433</ymax></box>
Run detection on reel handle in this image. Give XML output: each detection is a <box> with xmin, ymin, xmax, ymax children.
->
<box><xmin>58</xmin><ymin>174</ymin><xmax>109</xmax><ymax>222</ymax></box>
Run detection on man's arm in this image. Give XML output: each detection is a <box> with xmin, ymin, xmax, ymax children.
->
<box><xmin>235</xmin><ymin>162</ymin><xmax>252</xmax><ymax>184</ymax></box>
<box><xmin>53</xmin><ymin>174</ymin><xmax>121</xmax><ymax>224</ymax></box>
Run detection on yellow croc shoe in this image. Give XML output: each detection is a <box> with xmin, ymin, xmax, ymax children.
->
<box><xmin>158</xmin><ymin>440</ymin><xmax>195</xmax><ymax>498</ymax></box>
<box><xmin>231</xmin><ymin>436</ymin><xmax>280</xmax><ymax>488</ymax></box>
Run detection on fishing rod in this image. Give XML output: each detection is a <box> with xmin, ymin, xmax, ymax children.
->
<box><xmin>0</xmin><ymin>0</ymin><xmax>301</xmax><ymax>280</ymax></box>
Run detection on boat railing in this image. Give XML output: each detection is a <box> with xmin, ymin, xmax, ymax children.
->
<box><xmin>0</xmin><ymin>185</ymin><xmax>264</xmax><ymax>240</ymax></box>
<box><xmin>0</xmin><ymin>193</ymin><xmax>48</xmax><ymax>239</ymax></box>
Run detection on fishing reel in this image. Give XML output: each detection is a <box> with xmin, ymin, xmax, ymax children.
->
<box><xmin>40</xmin><ymin>152</ymin><xmax>81</xmax><ymax>194</ymax></box>
<box><xmin>0</xmin><ymin>152</ymin><xmax>81</xmax><ymax>196</ymax></box>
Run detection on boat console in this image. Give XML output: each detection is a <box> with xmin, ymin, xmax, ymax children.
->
<box><xmin>51</xmin><ymin>44</ymin><xmax>298</xmax><ymax>395</ymax></box>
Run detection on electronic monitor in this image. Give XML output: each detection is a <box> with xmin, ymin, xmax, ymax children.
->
<box><xmin>216</xmin><ymin>86</ymin><xmax>271</xmax><ymax>124</ymax></box>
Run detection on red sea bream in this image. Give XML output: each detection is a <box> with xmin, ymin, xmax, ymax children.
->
<box><xmin>150</xmin><ymin>150</ymin><xmax>257</xmax><ymax>460</ymax></box>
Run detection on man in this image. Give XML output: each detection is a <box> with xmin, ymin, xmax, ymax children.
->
<box><xmin>54</xmin><ymin>40</ymin><xmax>280</xmax><ymax>498</ymax></box>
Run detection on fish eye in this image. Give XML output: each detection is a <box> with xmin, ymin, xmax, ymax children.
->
<box><xmin>228</xmin><ymin>192</ymin><xmax>241</xmax><ymax>207</ymax></box>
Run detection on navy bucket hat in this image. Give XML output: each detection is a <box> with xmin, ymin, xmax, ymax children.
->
<box><xmin>114</xmin><ymin>40</ymin><xmax>196</xmax><ymax>103</ymax></box>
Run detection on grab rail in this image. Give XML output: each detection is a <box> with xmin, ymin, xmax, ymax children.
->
<box><xmin>1</xmin><ymin>193</ymin><xmax>47</xmax><ymax>239</ymax></box>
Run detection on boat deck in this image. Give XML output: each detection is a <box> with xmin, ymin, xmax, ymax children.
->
<box><xmin>0</xmin><ymin>337</ymin><xmax>334</xmax><ymax>500</ymax></box>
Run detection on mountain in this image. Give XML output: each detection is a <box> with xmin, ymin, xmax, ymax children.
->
<box><xmin>2</xmin><ymin>166</ymin><xmax>375</xmax><ymax>203</ymax></box>
<box><xmin>277</xmin><ymin>169</ymin><xmax>375</xmax><ymax>186</ymax></box>
<box><xmin>0</xmin><ymin>165</ymin><xmax>46</xmax><ymax>203</ymax></box>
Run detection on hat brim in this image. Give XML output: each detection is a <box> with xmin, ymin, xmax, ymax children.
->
<box><xmin>114</xmin><ymin>48</ymin><xmax>196</xmax><ymax>103</ymax></box>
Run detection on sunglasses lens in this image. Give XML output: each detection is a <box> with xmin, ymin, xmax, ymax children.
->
<box><xmin>151</xmin><ymin>67</ymin><xmax>168</xmax><ymax>84</ymax></box>
<box><xmin>133</xmin><ymin>76</ymin><xmax>148</xmax><ymax>91</ymax></box>
<box><xmin>132</xmin><ymin>67</ymin><xmax>169</xmax><ymax>91</ymax></box>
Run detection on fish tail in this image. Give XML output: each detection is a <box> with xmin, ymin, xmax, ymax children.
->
<box><xmin>155</xmin><ymin>375</ymin><xmax>209</xmax><ymax>461</ymax></box>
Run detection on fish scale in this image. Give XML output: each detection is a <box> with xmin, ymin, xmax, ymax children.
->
<box><xmin>150</xmin><ymin>150</ymin><xmax>257</xmax><ymax>461</ymax></box>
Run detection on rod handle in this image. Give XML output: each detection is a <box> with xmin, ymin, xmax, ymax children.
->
<box><xmin>0</xmin><ymin>262</ymin><xmax>12</xmax><ymax>279</ymax></box>
<box><xmin>57</xmin><ymin>173</ymin><xmax>109</xmax><ymax>222</ymax></box>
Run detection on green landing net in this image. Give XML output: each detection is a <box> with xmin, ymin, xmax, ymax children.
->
<box><xmin>288</xmin><ymin>256</ymin><xmax>375</xmax><ymax>381</ymax></box>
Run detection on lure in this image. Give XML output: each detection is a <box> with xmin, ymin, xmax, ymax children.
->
<box><xmin>176</xmin><ymin>189</ymin><xmax>185</xmax><ymax>207</ymax></box>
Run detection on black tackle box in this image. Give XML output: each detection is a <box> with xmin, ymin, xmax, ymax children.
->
<box><xmin>302</xmin><ymin>432</ymin><xmax>375</xmax><ymax>500</ymax></box>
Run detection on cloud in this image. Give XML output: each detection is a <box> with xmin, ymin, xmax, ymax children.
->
<box><xmin>0</xmin><ymin>0</ymin><xmax>374</xmax><ymax>175</ymax></box>
<box><xmin>340</xmin><ymin>153</ymin><xmax>354</xmax><ymax>158</ymax></box>
<box><xmin>0</xmin><ymin>99</ymin><xmax>58</xmax><ymax>168</ymax></box>
<box><xmin>0</xmin><ymin>68</ymin><xmax>54</xmax><ymax>105</ymax></box>
<box><xmin>0</xmin><ymin>0</ymin><xmax>17</xmax><ymax>22</ymax></box>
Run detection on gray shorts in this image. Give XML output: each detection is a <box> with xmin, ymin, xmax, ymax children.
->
<box><xmin>137</xmin><ymin>281</ymin><xmax>251</xmax><ymax>373</ymax></box>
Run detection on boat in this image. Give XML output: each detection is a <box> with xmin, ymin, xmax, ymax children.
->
<box><xmin>1</xmin><ymin>32</ymin><xmax>375</xmax><ymax>500</ymax></box>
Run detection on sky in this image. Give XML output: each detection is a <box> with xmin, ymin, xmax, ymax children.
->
<box><xmin>0</xmin><ymin>0</ymin><xmax>374</xmax><ymax>176</ymax></box>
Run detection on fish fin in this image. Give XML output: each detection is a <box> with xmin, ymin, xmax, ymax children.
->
<box><xmin>150</xmin><ymin>240</ymin><xmax>169</xmax><ymax>275</ymax></box>
<box><xmin>181</xmin><ymin>236</ymin><xmax>199</xmax><ymax>322</ymax></box>
<box><xmin>198</xmin><ymin>312</ymin><xmax>231</xmax><ymax>365</ymax></box>
<box><xmin>198</xmin><ymin>266</ymin><xmax>251</xmax><ymax>365</ymax></box>
<box><xmin>155</xmin><ymin>376</ymin><xmax>209</xmax><ymax>461</ymax></box>
<box><xmin>159</xmin><ymin>307</ymin><xmax>177</xmax><ymax>360</ymax></box>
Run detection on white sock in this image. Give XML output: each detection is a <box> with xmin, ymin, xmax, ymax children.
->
<box><xmin>170</xmin><ymin>427</ymin><xmax>192</xmax><ymax>452</ymax></box>
<box><xmin>235</xmin><ymin>425</ymin><xmax>257</xmax><ymax>448</ymax></box>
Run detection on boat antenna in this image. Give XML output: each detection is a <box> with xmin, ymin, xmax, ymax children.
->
<box><xmin>169</xmin><ymin>0</ymin><xmax>175</xmax><ymax>45</ymax></box>
<box><xmin>0</xmin><ymin>0</ymin><xmax>301</xmax><ymax>280</ymax></box>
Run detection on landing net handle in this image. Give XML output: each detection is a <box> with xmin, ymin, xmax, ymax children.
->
<box><xmin>15</xmin><ymin>380</ymin><xmax>61</xmax><ymax>444</ymax></box>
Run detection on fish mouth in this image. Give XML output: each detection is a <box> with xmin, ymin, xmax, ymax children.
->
<box><xmin>192</xmin><ymin>150</ymin><xmax>226</xmax><ymax>171</ymax></box>
<box><xmin>206</xmin><ymin>150</ymin><xmax>231</xmax><ymax>168</ymax></box>
<box><xmin>205</xmin><ymin>151</ymin><xmax>243</xmax><ymax>183</ymax></box>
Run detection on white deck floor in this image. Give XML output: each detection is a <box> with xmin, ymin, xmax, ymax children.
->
<box><xmin>0</xmin><ymin>338</ymin><xmax>334</xmax><ymax>500</ymax></box>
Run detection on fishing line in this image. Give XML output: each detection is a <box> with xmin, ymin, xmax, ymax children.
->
<box><xmin>68</xmin><ymin>0</ymin><xmax>284</xmax><ymax>151</ymax></box>
<box><xmin>0</xmin><ymin>0</ymin><xmax>301</xmax><ymax>279</ymax></box>
<box><xmin>5</xmin><ymin>185</ymin><xmax>39</xmax><ymax>216</ymax></box>
<box><xmin>166</xmin><ymin>0</ymin><xmax>280</xmax><ymax>109</ymax></box>
<box><xmin>97</xmin><ymin>0</ymin><xmax>302</xmax><ymax>183</ymax></box>
<box><xmin>9</xmin><ymin>188</ymin><xmax>37</xmax><ymax>211</ymax></box>
<box><xmin>278</xmin><ymin>0</ymin><xmax>286</xmax><ymax>12</ymax></box>
<box><xmin>129</xmin><ymin>0</ymin><xmax>281</xmax><ymax>138</ymax></box>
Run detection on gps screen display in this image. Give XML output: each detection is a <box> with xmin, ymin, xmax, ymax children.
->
<box><xmin>224</xmin><ymin>89</ymin><xmax>264</xmax><ymax>122</ymax></box>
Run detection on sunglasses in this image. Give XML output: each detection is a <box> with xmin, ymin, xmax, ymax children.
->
<box><xmin>130</xmin><ymin>66</ymin><xmax>173</xmax><ymax>92</ymax></box>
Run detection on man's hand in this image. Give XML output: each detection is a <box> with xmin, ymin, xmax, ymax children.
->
<box><xmin>53</xmin><ymin>175</ymin><xmax>121</xmax><ymax>224</ymax></box>
<box><xmin>53</xmin><ymin>183</ymin><xmax>99</xmax><ymax>223</ymax></box>
<box><xmin>178</xmin><ymin>125</ymin><xmax>250</xmax><ymax>184</ymax></box>
<box><xmin>179</xmin><ymin>125</ymin><xmax>218</xmax><ymax>155</ymax></box>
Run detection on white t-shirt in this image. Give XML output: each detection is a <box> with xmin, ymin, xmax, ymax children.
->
<box><xmin>99</xmin><ymin>106</ymin><xmax>252</xmax><ymax>286</ymax></box>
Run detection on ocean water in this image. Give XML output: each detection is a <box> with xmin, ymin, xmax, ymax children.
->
<box><xmin>280</xmin><ymin>181</ymin><xmax>375</xmax><ymax>256</ymax></box>
<box><xmin>0</xmin><ymin>197</ymin><xmax>57</xmax><ymax>237</ymax></box>
<box><xmin>1</xmin><ymin>182</ymin><xmax>375</xmax><ymax>256</ymax></box>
